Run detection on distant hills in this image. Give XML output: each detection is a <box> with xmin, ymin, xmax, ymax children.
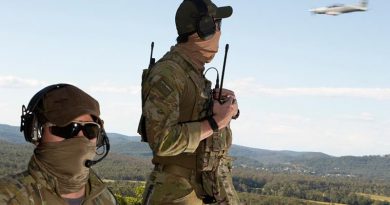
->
<box><xmin>0</xmin><ymin>124</ymin><xmax>26</xmax><ymax>144</ymax></box>
<box><xmin>230</xmin><ymin>144</ymin><xmax>331</xmax><ymax>165</ymax></box>
<box><xmin>1</xmin><ymin>123</ymin><xmax>389</xmax><ymax>180</ymax></box>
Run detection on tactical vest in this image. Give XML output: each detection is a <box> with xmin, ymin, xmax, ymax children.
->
<box><xmin>138</xmin><ymin>48</ymin><xmax>232</xmax><ymax>171</ymax></box>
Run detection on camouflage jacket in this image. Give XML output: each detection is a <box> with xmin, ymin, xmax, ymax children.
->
<box><xmin>0</xmin><ymin>157</ymin><xmax>117</xmax><ymax>205</ymax></box>
<box><xmin>142</xmin><ymin>46</ymin><xmax>232</xmax><ymax>169</ymax></box>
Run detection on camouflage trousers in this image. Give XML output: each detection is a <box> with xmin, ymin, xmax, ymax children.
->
<box><xmin>142</xmin><ymin>157</ymin><xmax>240</xmax><ymax>205</ymax></box>
<box><xmin>142</xmin><ymin>165</ymin><xmax>203</xmax><ymax>205</ymax></box>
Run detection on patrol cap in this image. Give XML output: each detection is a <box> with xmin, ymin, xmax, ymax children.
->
<box><xmin>175</xmin><ymin>0</ymin><xmax>233</xmax><ymax>35</ymax></box>
<box><xmin>39</xmin><ymin>84</ymin><xmax>101</xmax><ymax>127</ymax></box>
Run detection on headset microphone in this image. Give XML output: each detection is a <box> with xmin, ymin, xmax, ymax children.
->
<box><xmin>85</xmin><ymin>131</ymin><xmax>110</xmax><ymax>168</ymax></box>
<box><xmin>85</xmin><ymin>159</ymin><xmax>95</xmax><ymax>168</ymax></box>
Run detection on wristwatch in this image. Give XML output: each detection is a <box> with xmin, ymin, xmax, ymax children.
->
<box><xmin>232</xmin><ymin>109</ymin><xmax>240</xmax><ymax>119</ymax></box>
<box><xmin>207</xmin><ymin>116</ymin><xmax>219</xmax><ymax>133</ymax></box>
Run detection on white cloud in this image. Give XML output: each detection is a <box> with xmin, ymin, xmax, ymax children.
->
<box><xmin>338</xmin><ymin>112</ymin><xmax>376</xmax><ymax>122</ymax></box>
<box><xmin>0</xmin><ymin>75</ymin><xmax>45</xmax><ymax>88</ymax></box>
<box><xmin>88</xmin><ymin>83</ymin><xmax>140</xmax><ymax>95</ymax></box>
<box><xmin>230</xmin><ymin>78</ymin><xmax>390</xmax><ymax>100</ymax></box>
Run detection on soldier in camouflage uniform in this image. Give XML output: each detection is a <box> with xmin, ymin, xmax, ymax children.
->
<box><xmin>0</xmin><ymin>84</ymin><xmax>117</xmax><ymax>205</ymax></box>
<box><xmin>139</xmin><ymin>0</ymin><xmax>240</xmax><ymax>204</ymax></box>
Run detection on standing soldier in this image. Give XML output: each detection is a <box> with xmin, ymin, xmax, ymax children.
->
<box><xmin>0</xmin><ymin>83</ymin><xmax>117</xmax><ymax>205</ymax></box>
<box><xmin>139</xmin><ymin>0</ymin><xmax>240</xmax><ymax>204</ymax></box>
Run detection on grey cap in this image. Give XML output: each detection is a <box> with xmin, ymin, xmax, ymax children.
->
<box><xmin>175</xmin><ymin>0</ymin><xmax>233</xmax><ymax>35</ymax></box>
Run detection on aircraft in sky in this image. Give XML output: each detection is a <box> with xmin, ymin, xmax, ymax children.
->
<box><xmin>310</xmin><ymin>0</ymin><xmax>368</xmax><ymax>16</ymax></box>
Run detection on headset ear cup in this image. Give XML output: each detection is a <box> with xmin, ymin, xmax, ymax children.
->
<box><xmin>22</xmin><ymin>113</ymin><xmax>33</xmax><ymax>143</ymax></box>
<box><xmin>97</xmin><ymin>128</ymin><xmax>107</xmax><ymax>148</ymax></box>
<box><xmin>31</xmin><ymin>115</ymin><xmax>40</xmax><ymax>143</ymax></box>
<box><xmin>97</xmin><ymin>131</ymin><xmax>102</xmax><ymax>147</ymax></box>
<box><xmin>197</xmin><ymin>15</ymin><xmax>216</xmax><ymax>40</ymax></box>
<box><xmin>21</xmin><ymin>105</ymin><xmax>35</xmax><ymax>143</ymax></box>
<box><xmin>23</xmin><ymin>113</ymin><xmax>40</xmax><ymax>143</ymax></box>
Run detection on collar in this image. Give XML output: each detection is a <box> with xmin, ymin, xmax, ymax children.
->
<box><xmin>28</xmin><ymin>156</ymin><xmax>106</xmax><ymax>200</ymax></box>
<box><xmin>170</xmin><ymin>46</ymin><xmax>205</xmax><ymax>75</ymax></box>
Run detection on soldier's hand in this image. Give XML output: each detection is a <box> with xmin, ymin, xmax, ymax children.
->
<box><xmin>213</xmin><ymin>88</ymin><xmax>236</xmax><ymax>102</ymax></box>
<box><xmin>213</xmin><ymin>88</ymin><xmax>239</xmax><ymax>118</ymax></box>
<box><xmin>213</xmin><ymin>96</ymin><xmax>238</xmax><ymax>129</ymax></box>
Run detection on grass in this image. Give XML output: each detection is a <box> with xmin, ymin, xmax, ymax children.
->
<box><xmin>102</xmin><ymin>180</ymin><xmax>389</xmax><ymax>204</ymax></box>
<box><xmin>238</xmin><ymin>192</ymin><xmax>347</xmax><ymax>205</ymax></box>
<box><xmin>357</xmin><ymin>193</ymin><xmax>390</xmax><ymax>202</ymax></box>
<box><xmin>303</xmin><ymin>199</ymin><xmax>346</xmax><ymax>205</ymax></box>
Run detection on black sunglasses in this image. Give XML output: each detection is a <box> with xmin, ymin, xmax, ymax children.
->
<box><xmin>48</xmin><ymin>121</ymin><xmax>101</xmax><ymax>140</ymax></box>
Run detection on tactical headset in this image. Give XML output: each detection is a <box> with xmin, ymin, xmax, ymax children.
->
<box><xmin>193</xmin><ymin>0</ymin><xmax>217</xmax><ymax>40</ymax></box>
<box><xmin>20</xmin><ymin>83</ymin><xmax>110</xmax><ymax>167</ymax></box>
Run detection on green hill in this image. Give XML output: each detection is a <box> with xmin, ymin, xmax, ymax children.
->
<box><xmin>0</xmin><ymin>124</ymin><xmax>25</xmax><ymax>144</ymax></box>
<box><xmin>1</xmin><ymin>123</ymin><xmax>390</xmax><ymax>181</ymax></box>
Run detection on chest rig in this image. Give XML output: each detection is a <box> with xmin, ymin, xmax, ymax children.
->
<box><xmin>171</xmin><ymin>50</ymin><xmax>232</xmax><ymax>170</ymax></box>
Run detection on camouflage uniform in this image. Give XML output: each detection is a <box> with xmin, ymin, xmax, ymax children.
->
<box><xmin>0</xmin><ymin>156</ymin><xmax>117</xmax><ymax>205</ymax></box>
<box><xmin>141</xmin><ymin>46</ymin><xmax>240</xmax><ymax>205</ymax></box>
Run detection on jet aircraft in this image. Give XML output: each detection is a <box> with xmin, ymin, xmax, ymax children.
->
<box><xmin>310</xmin><ymin>0</ymin><xmax>368</xmax><ymax>16</ymax></box>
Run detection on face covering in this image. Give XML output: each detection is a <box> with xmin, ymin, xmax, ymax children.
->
<box><xmin>177</xmin><ymin>31</ymin><xmax>221</xmax><ymax>70</ymax></box>
<box><xmin>34</xmin><ymin>137</ymin><xmax>96</xmax><ymax>194</ymax></box>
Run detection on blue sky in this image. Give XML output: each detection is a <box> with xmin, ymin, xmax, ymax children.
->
<box><xmin>1</xmin><ymin>0</ymin><xmax>389</xmax><ymax>156</ymax></box>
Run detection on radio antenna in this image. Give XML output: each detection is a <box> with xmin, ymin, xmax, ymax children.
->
<box><xmin>218</xmin><ymin>44</ymin><xmax>229</xmax><ymax>102</ymax></box>
<box><xmin>149</xmin><ymin>42</ymin><xmax>155</xmax><ymax>69</ymax></box>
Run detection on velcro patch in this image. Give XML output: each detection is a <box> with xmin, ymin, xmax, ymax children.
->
<box><xmin>155</xmin><ymin>79</ymin><xmax>173</xmax><ymax>96</ymax></box>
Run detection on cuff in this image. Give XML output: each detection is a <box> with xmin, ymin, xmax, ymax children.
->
<box><xmin>183</xmin><ymin>122</ymin><xmax>202</xmax><ymax>153</ymax></box>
